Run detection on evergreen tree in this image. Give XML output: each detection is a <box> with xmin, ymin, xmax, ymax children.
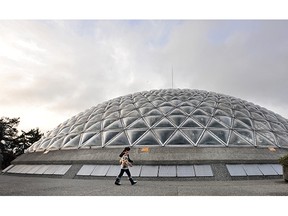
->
<box><xmin>0</xmin><ymin>117</ymin><xmax>43</xmax><ymax>168</ymax></box>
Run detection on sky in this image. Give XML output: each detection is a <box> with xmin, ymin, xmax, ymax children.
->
<box><xmin>1</xmin><ymin>19</ymin><xmax>288</xmax><ymax>133</ymax></box>
<box><xmin>1</xmin><ymin>0</ymin><xmax>288</xmax><ymax>213</ymax></box>
<box><xmin>1</xmin><ymin>0</ymin><xmax>288</xmax><ymax>136</ymax></box>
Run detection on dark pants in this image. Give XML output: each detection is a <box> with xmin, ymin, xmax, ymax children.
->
<box><xmin>117</xmin><ymin>168</ymin><xmax>132</xmax><ymax>178</ymax></box>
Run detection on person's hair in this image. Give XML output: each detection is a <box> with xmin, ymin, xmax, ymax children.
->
<box><xmin>123</xmin><ymin>147</ymin><xmax>130</xmax><ymax>151</ymax></box>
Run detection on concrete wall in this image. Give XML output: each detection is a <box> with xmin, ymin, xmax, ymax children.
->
<box><xmin>12</xmin><ymin>147</ymin><xmax>288</xmax><ymax>165</ymax></box>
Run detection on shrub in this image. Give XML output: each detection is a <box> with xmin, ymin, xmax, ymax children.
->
<box><xmin>279</xmin><ymin>154</ymin><xmax>288</xmax><ymax>166</ymax></box>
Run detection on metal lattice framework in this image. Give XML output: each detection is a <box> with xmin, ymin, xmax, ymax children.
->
<box><xmin>28</xmin><ymin>89</ymin><xmax>288</xmax><ymax>152</ymax></box>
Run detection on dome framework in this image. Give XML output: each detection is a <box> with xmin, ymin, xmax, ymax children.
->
<box><xmin>28</xmin><ymin>89</ymin><xmax>288</xmax><ymax>152</ymax></box>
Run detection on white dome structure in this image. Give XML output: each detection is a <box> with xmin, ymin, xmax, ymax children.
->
<box><xmin>28</xmin><ymin>89</ymin><xmax>288</xmax><ymax>152</ymax></box>
<box><xmin>8</xmin><ymin>89</ymin><xmax>288</xmax><ymax>180</ymax></box>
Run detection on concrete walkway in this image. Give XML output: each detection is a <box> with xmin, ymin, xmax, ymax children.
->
<box><xmin>0</xmin><ymin>174</ymin><xmax>287</xmax><ymax>196</ymax></box>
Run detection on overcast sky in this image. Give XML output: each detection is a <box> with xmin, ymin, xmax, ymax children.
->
<box><xmin>1</xmin><ymin>19</ymin><xmax>288</xmax><ymax>133</ymax></box>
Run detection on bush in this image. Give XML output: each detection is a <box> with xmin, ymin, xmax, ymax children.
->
<box><xmin>279</xmin><ymin>154</ymin><xmax>288</xmax><ymax>166</ymax></box>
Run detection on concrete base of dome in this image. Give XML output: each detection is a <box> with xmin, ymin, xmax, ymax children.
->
<box><xmin>12</xmin><ymin>147</ymin><xmax>288</xmax><ymax>165</ymax></box>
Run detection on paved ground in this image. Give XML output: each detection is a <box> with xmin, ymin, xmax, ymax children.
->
<box><xmin>0</xmin><ymin>174</ymin><xmax>287</xmax><ymax>196</ymax></box>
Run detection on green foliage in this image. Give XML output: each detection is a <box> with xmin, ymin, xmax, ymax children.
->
<box><xmin>279</xmin><ymin>154</ymin><xmax>288</xmax><ymax>166</ymax></box>
<box><xmin>0</xmin><ymin>117</ymin><xmax>44</xmax><ymax>169</ymax></box>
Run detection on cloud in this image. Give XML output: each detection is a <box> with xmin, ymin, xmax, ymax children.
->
<box><xmin>1</xmin><ymin>20</ymin><xmax>288</xmax><ymax>132</ymax></box>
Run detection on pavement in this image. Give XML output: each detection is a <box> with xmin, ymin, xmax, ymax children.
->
<box><xmin>0</xmin><ymin>174</ymin><xmax>287</xmax><ymax>196</ymax></box>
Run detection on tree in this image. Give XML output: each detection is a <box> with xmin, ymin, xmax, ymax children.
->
<box><xmin>16</xmin><ymin>128</ymin><xmax>43</xmax><ymax>156</ymax></box>
<box><xmin>0</xmin><ymin>117</ymin><xmax>43</xmax><ymax>168</ymax></box>
<box><xmin>0</xmin><ymin>117</ymin><xmax>20</xmax><ymax>152</ymax></box>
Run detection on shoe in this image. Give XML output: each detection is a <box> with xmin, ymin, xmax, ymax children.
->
<box><xmin>129</xmin><ymin>178</ymin><xmax>137</xmax><ymax>185</ymax></box>
<box><xmin>115</xmin><ymin>178</ymin><xmax>121</xmax><ymax>185</ymax></box>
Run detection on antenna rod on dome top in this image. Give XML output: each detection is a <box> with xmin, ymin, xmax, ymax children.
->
<box><xmin>172</xmin><ymin>65</ymin><xmax>174</xmax><ymax>89</ymax></box>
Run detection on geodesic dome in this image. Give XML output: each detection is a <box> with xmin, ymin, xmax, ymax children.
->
<box><xmin>27</xmin><ymin>89</ymin><xmax>288</xmax><ymax>153</ymax></box>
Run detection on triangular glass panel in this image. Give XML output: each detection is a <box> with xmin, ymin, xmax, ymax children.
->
<box><xmin>152</xmin><ymin>100</ymin><xmax>165</xmax><ymax>107</ymax></box>
<box><xmin>253</xmin><ymin>120</ymin><xmax>270</xmax><ymax>130</ymax></box>
<box><xmin>251</xmin><ymin>112</ymin><xmax>265</xmax><ymax>120</ymax></box>
<box><xmin>255</xmin><ymin>133</ymin><xmax>276</xmax><ymax>147</ymax></box>
<box><xmin>48</xmin><ymin>137</ymin><xmax>65</xmax><ymax>150</ymax></box>
<box><xmin>80</xmin><ymin>132</ymin><xmax>98</xmax><ymax>144</ymax></box>
<box><xmin>265</xmin><ymin>114</ymin><xmax>278</xmax><ymax>122</ymax></box>
<box><xmin>207</xmin><ymin>119</ymin><xmax>227</xmax><ymax>128</ymax></box>
<box><xmin>145</xmin><ymin>109</ymin><xmax>162</xmax><ymax>116</ymax></box>
<box><xmin>143</xmin><ymin>116</ymin><xmax>163</xmax><ymax>127</ymax></box>
<box><xmin>81</xmin><ymin>133</ymin><xmax>102</xmax><ymax>148</ymax></box>
<box><xmin>102</xmin><ymin>130</ymin><xmax>121</xmax><ymax>144</ymax></box>
<box><xmin>121</xmin><ymin>104</ymin><xmax>134</xmax><ymax>110</ymax></box>
<box><xmin>214</xmin><ymin>109</ymin><xmax>229</xmax><ymax>116</ymax></box>
<box><xmin>218</xmin><ymin>103</ymin><xmax>230</xmax><ymax>109</ymax></box>
<box><xmin>86</xmin><ymin>121</ymin><xmax>101</xmax><ymax>131</ymax></box>
<box><xmin>168</xmin><ymin>116</ymin><xmax>187</xmax><ymax>126</ymax></box>
<box><xmin>215</xmin><ymin>116</ymin><xmax>232</xmax><ymax>127</ymax></box>
<box><xmin>62</xmin><ymin>135</ymin><xmax>81</xmax><ymax>148</ymax></box>
<box><xmin>120</xmin><ymin>101</ymin><xmax>132</xmax><ymax>109</ymax></box>
<box><xmin>76</xmin><ymin>116</ymin><xmax>88</xmax><ymax>125</ymax></box>
<box><xmin>70</xmin><ymin>124</ymin><xmax>84</xmax><ymax>134</ymax></box>
<box><xmin>197</xmin><ymin>130</ymin><xmax>225</xmax><ymax>146</ymax></box>
<box><xmin>181</xmin><ymin>102</ymin><xmax>194</xmax><ymax>107</ymax></box>
<box><xmin>275</xmin><ymin>134</ymin><xmax>288</xmax><ymax>148</ymax></box>
<box><xmin>234</xmin><ymin>129</ymin><xmax>254</xmax><ymax>144</ymax></box>
<box><xmin>106</xmin><ymin>132</ymin><xmax>130</xmax><ymax>146</ymax></box>
<box><xmin>129</xmin><ymin>118</ymin><xmax>148</xmax><ymax>129</ymax></box>
<box><xmin>140</xmin><ymin>102</ymin><xmax>154</xmax><ymax>108</ymax></box>
<box><xmin>270</xmin><ymin>122</ymin><xmax>286</xmax><ymax>131</ymax></box>
<box><xmin>85</xmin><ymin>119</ymin><xmax>99</xmax><ymax>130</ymax></box>
<box><xmin>38</xmin><ymin>139</ymin><xmax>52</xmax><ymax>150</ymax></box>
<box><xmin>181</xmin><ymin>128</ymin><xmax>204</xmax><ymax>144</ymax></box>
<box><xmin>192</xmin><ymin>115</ymin><xmax>210</xmax><ymax>127</ymax></box>
<box><xmin>200</xmin><ymin>101</ymin><xmax>215</xmax><ymax>107</ymax></box>
<box><xmin>192</xmin><ymin>109</ymin><xmax>207</xmax><ymax>116</ymax></box>
<box><xmin>258</xmin><ymin>131</ymin><xmax>276</xmax><ymax>143</ymax></box>
<box><xmin>105</xmin><ymin>119</ymin><xmax>123</xmax><ymax>130</ymax></box>
<box><xmin>134</xmin><ymin>101</ymin><xmax>146</xmax><ymax>108</ymax></box>
<box><xmin>94</xmin><ymin>108</ymin><xmax>105</xmax><ymax>115</ymax></box>
<box><xmin>158</xmin><ymin>106</ymin><xmax>174</xmax><ymax>114</ymax></box>
<box><xmin>159</xmin><ymin>101</ymin><xmax>173</xmax><ymax>107</ymax></box>
<box><xmin>124</xmin><ymin>110</ymin><xmax>141</xmax><ymax>118</ymax></box>
<box><xmin>103</xmin><ymin>118</ymin><xmax>117</xmax><ymax>129</ymax></box>
<box><xmin>126</xmin><ymin>129</ymin><xmax>147</xmax><ymax>144</ymax></box>
<box><xmin>106</xmin><ymin>106</ymin><xmax>119</xmax><ymax>113</ymax></box>
<box><xmin>200</xmin><ymin>106</ymin><xmax>214</xmax><ymax>115</ymax></box>
<box><xmin>189</xmin><ymin>100</ymin><xmax>201</xmax><ymax>106</ymax></box>
<box><xmin>234</xmin><ymin>111</ymin><xmax>248</xmax><ymax>118</ymax></box>
<box><xmin>209</xmin><ymin>129</ymin><xmax>230</xmax><ymax>144</ymax></box>
<box><xmin>152</xmin><ymin>128</ymin><xmax>176</xmax><ymax>145</ymax></box>
<box><xmin>179</xmin><ymin>106</ymin><xmax>195</xmax><ymax>115</ymax></box>
<box><xmin>169</xmin><ymin>108</ymin><xmax>186</xmax><ymax>115</ymax></box>
<box><xmin>165</xmin><ymin>130</ymin><xmax>193</xmax><ymax>146</ymax></box>
<box><xmin>122</xmin><ymin>117</ymin><xmax>140</xmax><ymax>128</ymax></box>
<box><xmin>233</xmin><ymin>119</ymin><xmax>250</xmax><ymax>129</ymax></box>
<box><xmin>139</xmin><ymin>107</ymin><xmax>152</xmax><ymax>115</ymax></box>
<box><xmin>233</xmin><ymin>104</ymin><xmax>244</xmax><ymax>110</ymax></box>
<box><xmin>155</xmin><ymin>118</ymin><xmax>175</xmax><ymax>128</ymax></box>
<box><xmin>228</xmin><ymin>131</ymin><xmax>253</xmax><ymax>146</ymax></box>
<box><xmin>170</xmin><ymin>99</ymin><xmax>182</xmax><ymax>106</ymax></box>
<box><xmin>104</xmin><ymin>111</ymin><xmax>120</xmax><ymax>119</ymax></box>
<box><xmin>58</xmin><ymin>126</ymin><xmax>70</xmax><ymax>136</ymax></box>
<box><xmin>120</xmin><ymin>109</ymin><xmax>132</xmax><ymax>117</ymax></box>
<box><xmin>181</xmin><ymin>118</ymin><xmax>202</xmax><ymax>128</ymax></box>
<box><xmin>237</xmin><ymin>117</ymin><xmax>253</xmax><ymax>128</ymax></box>
<box><xmin>239</xmin><ymin>109</ymin><xmax>250</xmax><ymax>117</ymax></box>
<box><xmin>134</xmin><ymin>131</ymin><xmax>161</xmax><ymax>146</ymax></box>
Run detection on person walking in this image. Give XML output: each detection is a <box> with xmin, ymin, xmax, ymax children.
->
<box><xmin>115</xmin><ymin>147</ymin><xmax>137</xmax><ymax>186</ymax></box>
